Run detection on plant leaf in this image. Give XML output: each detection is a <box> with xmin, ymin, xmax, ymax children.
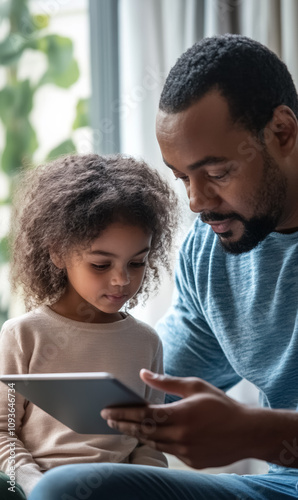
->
<box><xmin>37</xmin><ymin>35</ymin><xmax>80</xmax><ymax>88</ymax></box>
<box><xmin>49</xmin><ymin>59</ymin><xmax>80</xmax><ymax>88</ymax></box>
<box><xmin>0</xmin><ymin>34</ymin><xmax>28</xmax><ymax>66</ymax></box>
<box><xmin>10</xmin><ymin>0</ymin><xmax>37</xmax><ymax>38</ymax></box>
<box><xmin>32</xmin><ymin>14</ymin><xmax>50</xmax><ymax>31</ymax></box>
<box><xmin>72</xmin><ymin>97</ymin><xmax>90</xmax><ymax>129</ymax></box>
<box><xmin>38</xmin><ymin>35</ymin><xmax>73</xmax><ymax>71</ymax></box>
<box><xmin>0</xmin><ymin>80</ymin><xmax>34</xmax><ymax>122</ymax></box>
<box><xmin>0</xmin><ymin>236</ymin><xmax>10</xmax><ymax>264</ymax></box>
<box><xmin>0</xmin><ymin>0</ymin><xmax>12</xmax><ymax>18</ymax></box>
<box><xmin>0</xmin><ymin>87</ymin><xmax>15</xmax><ymax>122</ymax></box>
<box><xmin>1</xmin><ymin>119</ymin><xmax>38</xmax><ymax>175</ymax></box>
<box><xmin>46</xmin><ymin>139</ymin><xmax>76</xmax><ymax>161</ymax></box>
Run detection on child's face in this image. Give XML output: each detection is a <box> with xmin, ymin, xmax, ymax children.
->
<box><xmin>54</xmin><ymin>222</ymin><xmax>152</xmax><ymax>323</ymax></box>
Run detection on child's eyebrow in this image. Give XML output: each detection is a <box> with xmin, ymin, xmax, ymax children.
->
<box><xmin>87</xmin><ymin>247</ymin><xmax>151</xmax><ymax>258</ymax></box>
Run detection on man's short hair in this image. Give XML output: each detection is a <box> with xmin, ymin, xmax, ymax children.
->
<box><xmin>159</xmin><ymin>34</ymin><xmax>298</xmax><ymax>134</ymax></box>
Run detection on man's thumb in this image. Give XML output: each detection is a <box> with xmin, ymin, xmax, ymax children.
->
<box><xmin>140</xmin><ymin>369</ymin><xmax>199</xmax><ymax>398</ymax></box>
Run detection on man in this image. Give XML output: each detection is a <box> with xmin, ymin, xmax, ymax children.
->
<box><xmin>29</xmin><ymin>35</ymin><xmax>298</xmax><ymax>499</ymax></box>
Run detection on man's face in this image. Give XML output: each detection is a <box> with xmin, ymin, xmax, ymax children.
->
<box><xmin>156</xmin><ymin>91</ymin><xmax>288</xmax><ymax>254</ymax></box>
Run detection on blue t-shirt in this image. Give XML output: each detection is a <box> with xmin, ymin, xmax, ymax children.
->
<box><xmin>157</xmin><ymin>217</ymin><xmax>298</xmax><ymax>473</ymax></box>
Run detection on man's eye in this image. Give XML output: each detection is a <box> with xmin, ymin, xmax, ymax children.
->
<box><xmin>130</xmin><ymin>262</ymin><xmax>146</xmax><ymax>268</ymax></box>
<box><xmin>207</xmin><ymin>171</ymin><xmax>229</xmax><ymax>180</ymax></box>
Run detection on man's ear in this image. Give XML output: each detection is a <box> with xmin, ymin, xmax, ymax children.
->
<box><xmin>264</xmin><ymin>105</ymin><xmax>298</xmax><ymax>156</ymax></box>
<box><xmin>50</xmin><ymin>251</ymin><xmax>65</xmax><ymax>270</ymax></box>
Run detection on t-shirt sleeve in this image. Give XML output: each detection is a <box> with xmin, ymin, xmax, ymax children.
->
<box><xmin>156</xmin><ymin>238</ymin><xmax>242</xmax><ymax>403</ymax></box>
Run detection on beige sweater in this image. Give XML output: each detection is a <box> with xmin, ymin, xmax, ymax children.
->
<box><xmin>0</xmin><ymin>306</ymin><xmax>167</xmax><ymax>497</ymax></box>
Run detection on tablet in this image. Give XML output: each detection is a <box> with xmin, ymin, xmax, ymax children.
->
<box><xmin>0</xmin><ymin>372</ymin><xmax>147</xmax><ymax>434</ymax></box>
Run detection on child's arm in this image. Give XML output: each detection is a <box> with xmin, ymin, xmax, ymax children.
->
<box><xmin>0</xmin><ymin>325</ymin><xmax>44</xmax><ymax>497</ymax></box>
<box><xmin>129</xmin><ymin>337</ymin><xmax>168</xmax><ymax>467</ymax></box>
<box><xmin>0</xmin><ymin>430</ymin><xmax>43</xmax><ymax>498</ymax></box>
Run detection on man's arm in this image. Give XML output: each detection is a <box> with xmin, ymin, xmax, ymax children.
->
<box><xmin>101</xmin><ymin>369</ymin><xmax>298</xmax><ymax>470</ymax></box>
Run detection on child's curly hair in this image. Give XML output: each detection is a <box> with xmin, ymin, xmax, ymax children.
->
<box><xmin>10</xmin><ymin>154</ymin><xmax>180</xmax><ymax>311</ymax></box>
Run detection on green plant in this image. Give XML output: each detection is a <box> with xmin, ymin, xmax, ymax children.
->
<box><xmin>0</xmin><ymin>0</ymin><xmax>90</xmax><ymax>320</ymax></box>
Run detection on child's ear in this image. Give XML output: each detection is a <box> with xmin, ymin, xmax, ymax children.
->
<box><xmin>50</xmin><ymin>251</ymin><xmax>65</xmax><ymax>270</ymax></box>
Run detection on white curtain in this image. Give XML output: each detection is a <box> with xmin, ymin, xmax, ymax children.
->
<box><xmin>118</xmin><ymin>0</ymin><xmax>204</xmax><ymax>167</ymax></box>
<box><xmin>118</xmin><ymin>0</ymin><xmax>203</xmax><ymax>327</ymax></box>
<box><xmin>205</xmin><ymin>0</ymin><xmax>298</xmax><ymax>85</ymax></box>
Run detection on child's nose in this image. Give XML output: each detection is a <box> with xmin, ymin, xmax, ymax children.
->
<box><xmin>111</xmin><ymin>268</ymin><xmax>130</xmax><ymax>286</ymax></box>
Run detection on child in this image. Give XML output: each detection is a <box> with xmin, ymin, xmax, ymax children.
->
<box><xmin>0</xmin><ymin>154</ymin><xmax>179</xmax><ymax>499</ymax></box>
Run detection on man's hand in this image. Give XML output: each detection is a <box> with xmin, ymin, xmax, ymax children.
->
<box><xmin>101</xmin><ymin>369</ymin><xmax>256</xmax><ymax>469</ymax></box>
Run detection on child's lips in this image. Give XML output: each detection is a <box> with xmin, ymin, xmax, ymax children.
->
<box><xmin>105</xmin><ymin>294</ymin><xmax>128</xmax><ymax>303</ymax></box>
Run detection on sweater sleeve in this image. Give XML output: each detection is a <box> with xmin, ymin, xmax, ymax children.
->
<box><xmin>129</xmin><ymin>443</ymin><xmax>168</xmax><ymax>467</ymax></box>
<box><xmin>0</xmin><ymin>324</ymin><xmax>43</xmax><ymax>497</ymax></box>
<box><xmin>129</xmin><ymin>337</ymin><xmax>168</xmax><ymax>467</ymax></box>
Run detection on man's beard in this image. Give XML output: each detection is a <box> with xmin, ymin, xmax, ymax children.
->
<box><xmin>200</xmin><ymin>149</ymin><xmax>288</xmax><ymax>255</ymax></box>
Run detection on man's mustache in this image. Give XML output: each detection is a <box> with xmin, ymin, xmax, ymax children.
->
<box><xmin>200</xmin><ymin>212</ymin><xmax>245</xmax><ymax>223</ymax></box>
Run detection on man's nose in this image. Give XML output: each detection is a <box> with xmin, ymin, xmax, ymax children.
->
<box><xmin>189</xmin><ymin>180</ymin><xmax>220</xmax><ymax>213</ymax></box>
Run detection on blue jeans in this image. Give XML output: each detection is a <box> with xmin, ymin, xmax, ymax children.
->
<box><xmin>28</xmin><ymin>463</ymin><xmax>298</xmax><ymax>500</ymax></box>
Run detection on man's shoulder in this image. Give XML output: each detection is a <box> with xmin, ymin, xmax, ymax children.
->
<box><xmin>180</xmin><ymin>217</ymin><xmax>220</xmax><ymax>264</ymax></box>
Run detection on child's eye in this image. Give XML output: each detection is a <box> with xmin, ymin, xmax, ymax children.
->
<box><xmin>91</xmin><ymin>263</ymin><xmax>110</xmax><ymax>270</ymax></box>
<box><xmin>175</xmin><ymin>175</ymin><xmax>189</xmax><ymax>183</ymax></box>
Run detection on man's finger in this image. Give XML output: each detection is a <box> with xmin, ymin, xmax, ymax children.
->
<box><xmin>140</xmin><ymin>369</ymin><xmax>194</xmax><ymax>397</ymax></box>
<box><xmin>101</xmin><ymin>402</ymin><xmax>174</xmax><ymax>424</ymax></box>
<box><xmin>140</xmin><ymin>369</ymin><xmax>225</xmax><ymax>399</ymax></box>
<box><xmin>101</xmin><ymin>405</ymin><xmax>147</xmax><ymax>423</ymax></box>
<box><xmin>105</xmin><ymin>417</ymin><xmax>176</xmax><ymax>442</ymax></box>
